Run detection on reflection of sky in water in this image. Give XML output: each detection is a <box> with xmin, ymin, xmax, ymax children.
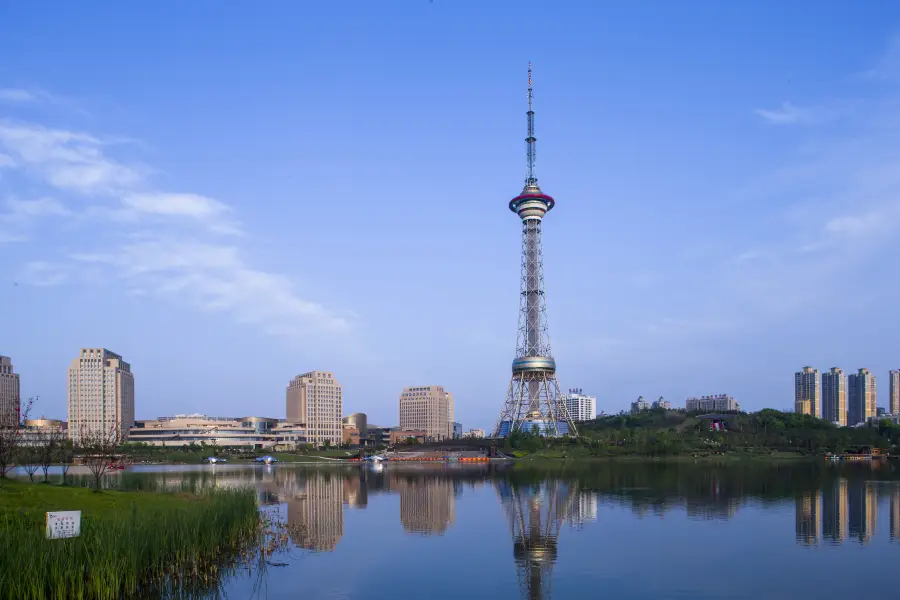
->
<box><xmin>14</xmin><ymin>463</ymin><xmax>900</xmax><ymax>599</ymax></box>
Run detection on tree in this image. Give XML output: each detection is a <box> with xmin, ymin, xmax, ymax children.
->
<box><xmin>0</xmin><ymin>396</ymin><xmax>34</xmax><ymax>480</ymax></box>
<box><xmin>20</xmin><ymin>444</ymin><xmax>41</xmax><ymax>482</ymax></box>
<box><xmin>37</xmin><ymin>428</ymin><xmax>66</xmax><ymax>483</ymax></box>
<box><xmin>57</xmin><ymin>438</ymin><xmax>74</xmax><ymax>485</ymax></box>
<box><xmin>78</xmin><ymin>424</ymin><xmax>122</xmax><ymax>490</ymax></box>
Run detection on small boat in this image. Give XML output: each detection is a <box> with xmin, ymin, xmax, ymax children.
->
<box><xmin>108</xmin><ymin>463</ymin><xmax>126</xmax><ymax>470</ymax></box>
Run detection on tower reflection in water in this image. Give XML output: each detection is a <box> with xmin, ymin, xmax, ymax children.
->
<box><xmin>495</xmin><ymin>479</ymin><xmax>579</xmax><ymax>600</ymax></box>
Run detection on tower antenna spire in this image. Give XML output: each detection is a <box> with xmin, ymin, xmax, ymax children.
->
<box><xmin>525</xmin><ymin>62</ymin><xmax>537</xmax><ymax>188</ymax></box>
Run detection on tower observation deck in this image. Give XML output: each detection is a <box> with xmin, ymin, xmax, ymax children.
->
<box><xmin>492</xmin><ymin>65</ymin><xmax>577</xmax><ymax>438</ymax></box>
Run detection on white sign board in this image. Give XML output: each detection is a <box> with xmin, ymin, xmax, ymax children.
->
<box><xmin>46</xmin><ymin>511</ymin><xmax>81</xmax><ymax>539</ymax></box>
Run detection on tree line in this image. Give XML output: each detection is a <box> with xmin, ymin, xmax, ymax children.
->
<box><xmin>0</xmin><ymin>396</ymin><xmax>125</xmax><ymax>489</ymax></box>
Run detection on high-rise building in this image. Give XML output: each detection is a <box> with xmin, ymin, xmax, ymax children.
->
<box><xmin>848</xmin><ymin>368</ymin><xmax>877</xmax><ymax>426</ymax></box>
<box><xmin>822</xmin><ymin>368</ymin><xmax>847</xmax><ymax>426</ymax></box>
<box><xmin>564</xmin><ymin>389</ymin><xmax>596</xmax><ymax>422</ymax></box>
<box><xmin>794</xmin><ymin>366</ymin><xmax>820</xmax><ymax>417</ymax></box>
<box><xmin>493</xmin><ymin>65</ymin><xmax>576</xmax><ymax>439</ymax></box>
<box><xmin>286</xmin><ymin>371</ymin><xmax>342</xmax><ymax>447</ymax></box>
<box><xmin>67</xmin><ymin>348</ymin><xmax>134</xmax><ymax>443</ymax></box>
<box><xmin>685</xmin><ymin>394</ymin><xmax>740</xmax><ymax>412</ymax></box>
<box><xmin>890</xmin><ymin>370</ymin><xmax>900</xmax><ymax>415</ymax></box>
<box><xmin>0</xmin><ymin>356</ymin><xmax>20</xmax><ymax>428</ymax></box>
<box><xmin>399</xmin><ymin>386</ymin><xmax>453</xmax><ymax>441</ymax></box>
<box><xmin>452</xmin><ymin>422</ymin><xmax>463</xmax><ymax>439</ymax></box>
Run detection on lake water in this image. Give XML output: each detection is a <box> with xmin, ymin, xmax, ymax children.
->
<box><xmin>17</xmin><ymin>461</ymin><xmax>900</xmax><ymax>599</ymax></box>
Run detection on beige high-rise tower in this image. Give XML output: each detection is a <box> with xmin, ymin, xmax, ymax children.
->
<box><xmin>822</xmin><ymin>368</ymin><xmax>847</xmax><ymax>426</ymax></box>
<box><xmin>794</xmin><ymin>366</ymin><xmax>820</xmax><ymax>417</ymax></box>
<box><xmin>67</xmin><ymin>348</ymin><xmax>135</xmax><ymax>443</ymax></box>
<box><xmin>399</xmin><ymin>386</ymin><xmax>454</xmax><ymax>441</ymax></box>
<box><xmin>286</xmin><ymin>371</ymin><xmax>342</xmax><ymax>447</ymax></box>
<box><xmin>0</xmin><ymin>356</ymin><xmax>20</xmax><ymax>428</ymax></box>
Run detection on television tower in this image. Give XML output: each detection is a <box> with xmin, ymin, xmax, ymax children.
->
<box><xmin>493</xmin><ymin>64</ymin><xmax>577</xmax><ymax>438</ymax></box>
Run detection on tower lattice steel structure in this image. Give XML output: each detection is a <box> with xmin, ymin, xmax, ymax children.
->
<box><xmin>493</xmin><ymin>64</ymin><xmax>577</xmax><ymax>438</ymax></box>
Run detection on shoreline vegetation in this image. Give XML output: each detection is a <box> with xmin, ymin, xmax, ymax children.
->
<box><xmin>499</xmin><ymin>408</ymin><xmax>900</xmax><ymax>461</ymax></box>
<box><xmin>0</xmin><ymin>480</ymin><xmax>261</xmax><ymax>600</ymax></box>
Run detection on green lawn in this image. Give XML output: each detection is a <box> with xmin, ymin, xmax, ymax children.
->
<box><xmin>0</xmin><ymin>480</ymin><xmax>198</xmax><ymax>523</ymax></box>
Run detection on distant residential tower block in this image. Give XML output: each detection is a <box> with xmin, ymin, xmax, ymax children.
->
<box><xmin>890</xmin><ymin>370</ymin><xmax>900</xmax><ymax>415</ymax></box>
<box><xmin>848</xmin><ymin>368</ymin><xmax>876</xmax><ymax>426</ymax></box>
<box><xmin>822</xmin><ymin>367</ymin><xmax>847</xmax><ymax>426</ymax></box>
<box><xmin>794</xmin><ymin>366</ymin><xmax>820</xmax><ymax>417</ymax></box>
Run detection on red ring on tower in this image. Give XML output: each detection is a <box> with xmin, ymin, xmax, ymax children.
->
<box><xmin>509</xmin><ymin>192</ymin><xmax>555</xmax><ymax>214</ymax></box>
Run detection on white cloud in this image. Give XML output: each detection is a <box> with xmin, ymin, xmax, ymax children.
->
<box><xmin>72</xmin><ymin>240</ymin><xmax>352</xmax><ymax>335</ymax></box>
<box><xmin>0</xmin><ymin>109</ymin><xmax>352</xmax><ymax>338</ymax></box>
<box><xmin>18</xmin><ymin>261</ymin><xmax>68</xmax><ymax>286</ymax></box>
<box><xmin>0</xmin><ymin>153</ymin><xmax>15</xmax><ymax>168</ymax></box>
<box><xmin>754</xmin><ymin>100</ymin><xmax>851</xmax><ymax>125</ymax></box>
<box><xmin>824</xmin><ymin>212</ymin><xmax>888</xmax><ymax>236</ymax></box>
<box><xmin>755</xmin><ymin>101</ymin><xmax>808</xmax><ymax>124</ymax></box>
<box><xmin>122</xmin><ymin>192</ymin><xmax>242</xmax><ymax>235</ymax></box>
<box><xmin>6</xmin><ymin>197</ymin><xmax>70</xmax><ymax>218</ymax></box>
<box><xmin>0</xmin><ymin>121</ymin><xmax>143</xmax><ymax>194</ymax></box>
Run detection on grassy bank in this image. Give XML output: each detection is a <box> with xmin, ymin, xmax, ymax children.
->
<box><xmin>513</xmin><ymin>449</ymin><xmax>818</xmax><ymax>463</ymax></box>
<box><xmin>0</xmin><ymin>481</ymin><xmax>259</xmax><ymax>599</ymax></box>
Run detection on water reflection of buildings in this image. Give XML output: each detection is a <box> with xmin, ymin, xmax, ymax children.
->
<box><xmin>795</xmin><ymin>491</ymin><xmax>821</xmax><ymax>545</ymax></box>
<box><xmin>284</xmin><ymin>473</ymin><xmax>345</xmax><ymax>551</ymax></box>
<box><xmin>394</xmin><ymin>475</ymin><xmax>458</xmax><ymax>535</ymax></box>
<box><xmin>822</xmin><ymin>479</ymin><xmax>847</xmax><ymax>543</ymax></box>
<box><xmin>794</xmin><ymin>478</ymin><xmax>886</xmax><ymax>546</ymax></box>
<box><xmin>848</xmin><ymin>482</ymin><xmax>877</xmax><ymax>544</ymax></box>
<box><xmin>496</xmin><ymin>480</ymin><xmax>578</xmax><ymax>600</ymax></box>
<box><xmin>891</xmin><ymin>486</ymin><xmax>900</xmax><ymax>543</ymax></box>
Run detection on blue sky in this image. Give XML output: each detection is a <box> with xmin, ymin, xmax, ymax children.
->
<box><xmin>2</xmin><ymin>1</ymin><xmax>900</xmax><ymax>428</ymax></box>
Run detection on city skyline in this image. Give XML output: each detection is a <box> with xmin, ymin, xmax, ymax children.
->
<box><xmin>4</xmin><ymin>4</ymin><xmax>900</xmax><ymax>428</ymax></box>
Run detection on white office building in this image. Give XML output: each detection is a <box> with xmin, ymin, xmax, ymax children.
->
<box><xmin>565</xmin><ymin>389</ymin><xmax>596</xmax><ymax>422</ymax></box>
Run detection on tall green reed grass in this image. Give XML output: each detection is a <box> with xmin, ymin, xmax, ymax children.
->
<box><xmin>0</xmin><ymin>487</ymin><xmax>259</xmax><ymax>599</ymax></box>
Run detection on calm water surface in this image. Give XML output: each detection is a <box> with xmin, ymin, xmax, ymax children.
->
<box><xmin>25</xmin><ymin>462</ymin><xmax>900</xmax><ymax>599</ymax></box>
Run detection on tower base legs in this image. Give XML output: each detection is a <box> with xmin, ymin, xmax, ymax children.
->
<box><xmin>493</xmin><ymin>370</ymin><xmax>577</xmax><ymax>437</ymax></box>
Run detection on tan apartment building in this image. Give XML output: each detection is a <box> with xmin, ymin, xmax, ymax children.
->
<box><xmin>848</xmin><ymin>368</ymin><xmax>876</xmax><ymax>426</ymax></box>
<box><xmin>67</xmin><ymin>348</ymin><xmax>135</xmax><ymax>443</ymax></box>
<box><xmin>399</xmin><ymin>385</ymin><xmax>454</xmax><ymax>441</ymax></box>
<box><xmin>822</xmin><ymin>367</ymin><xmax>847</xmax><ymax>426</ymax></box>
<box><xmin>794</xmin><ymin>366</ymin><xmax>820</xmax><ymax>417</ymax></box>
<box><xmin>286</xmin><ymin>370</ymin><xmax>342</xmax><ymax>447</ymax></box>
<box><xmin>0</xmin><ymin>356</ymin><xmax>20</xmax><ymax>427</ymax></box>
